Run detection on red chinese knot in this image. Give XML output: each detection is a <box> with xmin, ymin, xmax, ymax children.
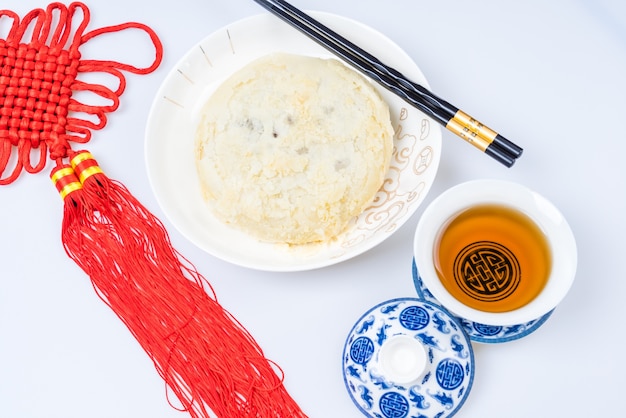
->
<box><xmin>0</xmin><ymin>1</ymin><xmax>162</xmax><ymax>184</ymax></box>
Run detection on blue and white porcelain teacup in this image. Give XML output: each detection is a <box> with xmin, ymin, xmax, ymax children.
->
<box><xmin>413</xmin><ymin>180</ymin><xmax>577</xmax><ymax>342</ymax></box>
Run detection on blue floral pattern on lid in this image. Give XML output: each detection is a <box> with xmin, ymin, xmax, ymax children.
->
<box><xmin>412</xmin><ymin>259</ymin><xmax>553</xmax><ymax>344</ymax></box>
<box><xmin>342</xmin><ymin>298</ymin><xmax>474</xmax><ymax>418</ymax></box>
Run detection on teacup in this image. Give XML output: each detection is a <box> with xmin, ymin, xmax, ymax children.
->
<box><xmin>413</xmin><ymin>179</ymin><xmax>577</xmax><ymax>327</ymax></box>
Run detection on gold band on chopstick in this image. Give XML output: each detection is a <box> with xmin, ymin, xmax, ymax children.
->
<box><xmin>445</xmin><ymin>118</ymin><xmax>490</xmax><ymax>152</ymax></box>
<box><xmin>452</xmin><ymin>110</ymin><xmax>498</xmax><ymax>143</ymax></box>
<box><xmin>449</xmin><ymin>110</ymin><xmax>523</xmax><ymax>163</ymax></box>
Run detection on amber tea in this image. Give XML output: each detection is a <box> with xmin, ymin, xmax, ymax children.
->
<box><xmin>433</xmin><ymin>204</ymin><xmax>552</xmax><ymax>313</ymax></box>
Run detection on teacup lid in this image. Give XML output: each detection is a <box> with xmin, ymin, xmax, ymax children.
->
<box><xmin>342</xmin><ymin>297</ymin><xmax>474</xmax><ymax>418</ymax></box>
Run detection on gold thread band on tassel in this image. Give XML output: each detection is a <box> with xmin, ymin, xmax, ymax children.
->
<box><xmin>70</xmin><ymin>150</ymin><xmax>95</xmax><ymax>166</ymax></box>
<box><xmin>51</xmin><ymin>167</ymin><xmax>75</xmax><ymax>184</ymax></box>
<box><xmin>76</xmin><ymin>165</ymin><xmax>104</xmax><ymax>184</ymax></box>
<box><xmin>71</xmin><ymin>151</ymin><xmax>104</xmax><ymax>183</ymax></box>
<box><xmin>51</xmin><ymin>166</ymin><xmax>83</xmax><ymax>200</ymax></box>
<box><xmin>59</xmin><ymin>182</ymin><xmax>82</xmax><ymax>200</ymax></box>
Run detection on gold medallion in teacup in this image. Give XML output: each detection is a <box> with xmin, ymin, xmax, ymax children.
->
<box><xmin>413</xmin><ymin>179</ymin><xmax>577</xmax><ymax>326</ymax></box>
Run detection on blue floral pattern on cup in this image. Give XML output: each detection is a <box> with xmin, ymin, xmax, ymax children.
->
<box><xmin>343</xmin><ymin>298</ymin><xmax>474</xmax><ymax>418</ymax></box>
<box><xmin>412</xmin><ymin>259</ymin><xmax>553</xmax><ymax>344</ymax></box>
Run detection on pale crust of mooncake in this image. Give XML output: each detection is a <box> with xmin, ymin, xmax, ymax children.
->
<box><xmin>194</xmin><ymin>53</ymin><xmax>394</xmax><ymax>244</ymax></box>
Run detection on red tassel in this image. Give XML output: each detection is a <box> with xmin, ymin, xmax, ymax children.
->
<box><xmin>51</xmin><ymin>150</ymin><xmax>307</xmax><ymax>418</ymax></box>
<box><xmin>50</xmin><ymin>163</ymin><xmax>86</xmax><ymax>242</ymax></box>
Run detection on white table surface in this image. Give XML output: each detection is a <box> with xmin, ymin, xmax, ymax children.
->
<box><xmin>2</xmin><ymin>0</ymin><xmax>625</xmax><ymax>417</ymax></box>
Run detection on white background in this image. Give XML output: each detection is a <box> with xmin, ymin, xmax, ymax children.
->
<box><xmin>1</xmin><ymin>0</ymin><xmax>625</xmax><ymax>417</ymax></box>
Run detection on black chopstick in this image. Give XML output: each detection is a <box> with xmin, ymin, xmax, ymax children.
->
<box><xmin>252</xmin><ymin>0</ymin><xmax>523</xmax><ymax>167</ymax></box>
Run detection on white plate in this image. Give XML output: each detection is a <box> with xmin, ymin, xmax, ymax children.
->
<box><xmin>145</xmin><ymin>12</ymin><xmax>442</xmax><ymax>271</ymax></box>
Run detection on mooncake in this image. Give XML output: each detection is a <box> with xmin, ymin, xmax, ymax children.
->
<box><xmin>194</xmin><ymin>53</ymin><xmax>394</xmax><ymax>244</ymax></box>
